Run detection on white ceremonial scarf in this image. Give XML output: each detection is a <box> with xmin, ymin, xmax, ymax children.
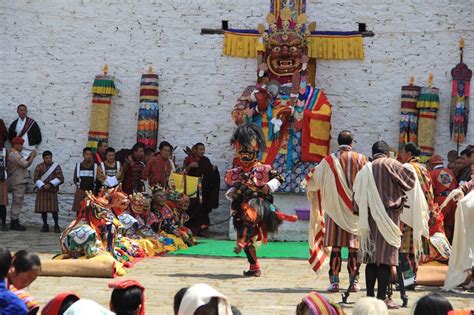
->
<box><xmin>401</xmin><ymin>163</ymin><xmax>430</xmax><ymax>258</ymax></box>
<box><xmin>16</xmin><ymin>118</ymin><xmax>34</xmax><ymax>159</ymax></box>
<box><xmin>354</xmin><ymin>162</ymin><xmax>402</xmax><ymax>260</ymax></box>
<box><xmin>306</xmin><ymin>155</ymin><xmax>358</xmax><ymax>235</ymax></box>
<box><xmin>443</xmin><ymin>191</ymin><xmax>474</xmax><ymax>291</ymax></box>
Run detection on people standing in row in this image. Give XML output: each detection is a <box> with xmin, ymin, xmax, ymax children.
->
<box><xmin>7</xmin><ymin>137</ymin><xmax>37</xmax><ymax>231</ymax></box>
<box><xmin>93</xmin><ymin>141</ymin><xmax>107</xmax><ymax>165</ymax></box>
<box><xmin>8</xmin><ymin>105</ymin><xmax>42</xmax><ymax>160</ymax></box>
<box><xmin>72</xmin><ymin>148</ymin><xmax>97</xmax><ymax>212</ymax></box>
<box><xmin>97</xmin><ymin>147</ymin><xmax>123</xmax><ymax>190</ymax></box>
<box><xmin>142</xmin><ymin>141</ymin><xmax>173</xmax><ymax>188</ymax></box>
<box><xmin>183</xmin><ymin>143</ymin><xmax>220</xmax><ymax>237</ymax></box>
<box><xmin>122</xmin><ymin>143</ymin><xmax>146</xmax><ymax>195</ymax></box>
<box><xmin>33</xmin><ymin>151</ymin><xmax>64</xmax><ymax>233</ymax></box>
<box><xmin>0</xmin><ymin>120</ymin><xmax>8</xmax><ymax>231</ymax></box>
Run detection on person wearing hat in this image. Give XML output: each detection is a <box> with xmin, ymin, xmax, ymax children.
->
<box><xmin>7</xmin><ymin>136</ymin><xmax>37</xmax><ymax>231</ymax></box>
<box><xmin>428</xmin><ymin>155</ymin><xmax>458</xmax><ymax>242</ymax></box>
<box><xmin>108</xmin><ymin>279</ymin><xmax>145</xmax><ymax>315</ymax></box>
<box><xmin>296</xmin><ymin>291</ymin><xmax>345</xmax><ymax>315</ymax></box>
<box><xmin>41</xmin><ymin>292</ymin><xmax>80</xmax><ymax>315</ymax></box>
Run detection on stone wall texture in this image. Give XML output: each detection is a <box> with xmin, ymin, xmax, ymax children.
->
<box><xmin>1</xmin><ymin>0</ymin><xmax>473</xmax><ymax>232</ymax></box>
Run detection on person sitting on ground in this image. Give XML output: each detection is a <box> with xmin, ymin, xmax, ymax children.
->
<box><xmin>12</xmin><ymin>288</ymin><xmax>39</xmax><ymax>315</ymax></box>
<box><xmin>41</xmin><ymin>292</ymin><xmax>80</xmax><ymax>315</ymax></box>
<box><xmin>108</xmin><ymin>279</ymin><xmax>145</xmax><ymax>315</ymax></box>
<box><xmin>7</xmin><ymin>250</ymin><xmax>41</xmax><ymax>314</ymax></box>
<box><xmin>177</xmin><ymin>283</ymin><xmax>233</xmax><ymax>315</ymax></box>
<box><xmin>352</xmin><ymin>297</ymin><xmax>388</xmax><ymax>315</ymax></box>
<box><xmin>295</xmin><ymin>291</ymin><xmax>344</xmax><ymax>315</ymax></box>
<box><xmin>63</xmin><ymin>299</ymin><xmax>113</xmax><ymax>315</ymax></box>
<box><xmin>0</xmin><ymin>247</ymin><xmax>27</xmax><ymax>315</ymax></box>
<box><xmin>174</xmin><ymin>287</ymin><xmax>189</xmax><ymax>315</ymax></box>
<box><xmin>412</xmin><ymin>292</ymin><xmax>453</xmax><ymax>315</ymax></box>
<box><xmin>7</xmin><ymin>250</ymin><xmax>41</xmax><ymax>290</ymax></box>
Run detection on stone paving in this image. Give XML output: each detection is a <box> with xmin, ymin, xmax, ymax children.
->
<box><xmin>2</xmin><ymin>229</ymin><xmax>473</xmax><ymax>314</ymax></box>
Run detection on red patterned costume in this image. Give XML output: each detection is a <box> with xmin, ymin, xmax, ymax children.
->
<box><xmin>428</xmin><ymin>155</ymin><xmax>458</xmax><ymax>242</ymax></box>
<box><xmin>225</xmin><ymin>124</ymin><xmax>296</xmax><ymax>277</ymax></box>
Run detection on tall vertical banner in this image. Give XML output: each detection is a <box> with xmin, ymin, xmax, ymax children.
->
<box><xmin>87</xmin><ymin>71</ymin><xmax>116</xmax><ymax>151</ymax></box>
<box><xmin>137</xmin><ymin>73</ymin><xmax>159</xmax><ymax>151</ymax></box>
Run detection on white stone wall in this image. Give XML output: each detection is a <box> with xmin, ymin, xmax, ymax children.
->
<box><xmin>1</xmin><ymin>0</ymin><xmax>473</xmax><ymax>236</ymax></box>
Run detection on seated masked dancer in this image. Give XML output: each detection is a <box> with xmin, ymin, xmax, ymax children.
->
<box><xmin>225</xmin><ymin>123</ymin><xmax>297</xmax><ymax>277</ymax></box>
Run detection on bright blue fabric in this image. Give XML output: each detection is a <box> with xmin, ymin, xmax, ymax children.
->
<box><xmin>0</xmin><ymin>279</ymin><xmax>27</xmax><ymax>315</ymax></box>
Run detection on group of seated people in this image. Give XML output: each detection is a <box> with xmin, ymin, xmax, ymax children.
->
<box><xmin>60</xmin><ymin>181</ymin><xmax>195</xmax><ymax>273</ymax></box>
<box><xmin>1</xmin><ymin>246</ymin><xmax>470</xmax><ymax>315</ymax></box>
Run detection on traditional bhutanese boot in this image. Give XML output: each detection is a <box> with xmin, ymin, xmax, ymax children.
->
<box><xmin>10</xmin><ymin>219</ymin><xmax>26</xmax><ymax>231</ymax></box>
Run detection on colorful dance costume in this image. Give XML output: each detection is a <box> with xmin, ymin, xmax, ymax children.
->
<box><xmin>225</xmin><ymin>124</ymin><xmax>297</xmax><ymax>276</ymax></box>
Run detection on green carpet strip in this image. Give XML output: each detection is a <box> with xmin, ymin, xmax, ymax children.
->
<box><xmin>170</xmin><ymin>239</ymin><xmax>348</xmax><ymax>260</ymax></box>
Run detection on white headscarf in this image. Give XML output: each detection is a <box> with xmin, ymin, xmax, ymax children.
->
<box><xmin>178</xmin><ymin>283</ymin><xmax>232</xmax><ymax>315</ymax></box>
<box><xmin>64</xmin><ymin>299</ymin><xmax>114</xmax><ymax>315</ymax></box>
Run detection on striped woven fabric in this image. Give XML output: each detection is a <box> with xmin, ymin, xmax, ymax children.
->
<box><xmin>137</xmin><ymin>73</ymin><xmax>159</xmax><ymax>150</ymax></box>
<box><xmin>417</xmin><ymin>87</ymin><xmax>440</xmax><ymax>163</ymax></box>
<box><xmin>87</xmin><ymin>75</ymin><xmax>116</xmax><ymax>151</ymax></box>
<box><xmin>399</xmin><ymin>85</ymin><xmax>421</xmax><ymax>150</ymax></box>
<box><xmin>305</xmin><ymin>169</ymin><xmax>328</xmax><ymax>276</ymax></box>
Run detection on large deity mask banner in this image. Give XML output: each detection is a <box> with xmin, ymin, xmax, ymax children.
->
<box><xmin>87</xmin><ymin>71</ymin><xmax>116</xmax><ymax>151</ymax></box>
<box><xmin>137</xmin><ymin>72</ymin><xmax>160</xmax><ymax>150</ymax></box>
<box><xmin>225</xmin><ymin>0</ymin><xmax>365</xmax><ymax>193</ymax></box>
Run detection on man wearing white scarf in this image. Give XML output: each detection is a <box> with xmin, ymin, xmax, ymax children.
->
<box><xmin>353</xmin><ymin>141</ymin><xmax>415</xmax><ymax>309</ymax></box>
<box><xmin>306</xmin><ymin>130</ymin><xmax>367</xmax><ymax>292</ymax></box>
<box><xmin>398</xmin><ymin>143</ymin><xmax>432</xmax><ymax>286</ymax></box>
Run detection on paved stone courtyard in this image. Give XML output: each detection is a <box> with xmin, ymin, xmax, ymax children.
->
<box><xmin>3</xmin><ymin>229</ymin><xmax>474</xmax><ymax>314</ymax></box>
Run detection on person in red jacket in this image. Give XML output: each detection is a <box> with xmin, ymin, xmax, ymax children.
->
<box><xmin>428</xmin><ymin>155</ymin><xmax>457</xmax><ymax>243</ymax></box>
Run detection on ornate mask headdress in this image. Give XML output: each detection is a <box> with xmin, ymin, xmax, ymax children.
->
<box><xmin>231</xmin><ymin>123</ymin><xmax>266</xmax><ymax>169</ymax></box>
<box><xmin>259</xmin><ymin>5</ymin><xmax>316</xmax><ymax>77</ymax></box>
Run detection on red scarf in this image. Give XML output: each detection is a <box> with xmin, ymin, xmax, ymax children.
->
<box><xmin>41</xmin><ymin>292</ymin><xmax>79</xmax><ymax>315</ymax></box>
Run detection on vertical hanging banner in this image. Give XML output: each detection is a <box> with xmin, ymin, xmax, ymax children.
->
<box><xmin>399</xmin><ymin>84</ymin><xmax>421</xmax><ymax>150</ymax></box>
<box><xmin>137</xmin><ymin>71</ymin><xmax>159</xmax><ymax>151</ymax></box>
<box><xmin>450</xmin><ymin>39</ymin><xmax>471</xmax><ymax>148</ymax></box>
<box><xmin>87</xmin><ymin>66</ymin><xmax>116</xmax><ymax>151</ymax></box>
<box><xmin>417</xmin><ymin>85</ymin><xmax>440</xmax><ymax>163</ymax></box>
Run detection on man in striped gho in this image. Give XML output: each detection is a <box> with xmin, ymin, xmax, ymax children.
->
<box><xmin>306</xmin><ymin>130</ymin><xmax>367</xmax><ymax>292</ymax></box>
<box><xmin>33</xmin><ymin>150</ymin><xmax>64</xmax><ymax>233</ymax></box>
<box><xmin>354</xmin><ymin>141</ymin><xmax>415</xmax><ymax>309</ymax></box>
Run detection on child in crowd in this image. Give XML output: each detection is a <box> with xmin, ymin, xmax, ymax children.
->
<box><xmin>413</xmin><ymin>293</ymin><xmax>453</xmax><ymax>315</ymax></box>
<box><xmin>353</xmin><ymin>297</ymin><xmax>388</xmax><ymax>315</ymax></box>
<box><xmin>41</xmin><ymin>292</ymin><xmax>80</xmax><ymax>315</ymax></box>
<box><xmin>108</xmin><ymin>279</ymin><xmax>145</xmax><ymax>315</ymax></box>
<box><xmin>0</xmin><ymin>247</ymin><xmax>27</xmax><ymax>314</ymax></box>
